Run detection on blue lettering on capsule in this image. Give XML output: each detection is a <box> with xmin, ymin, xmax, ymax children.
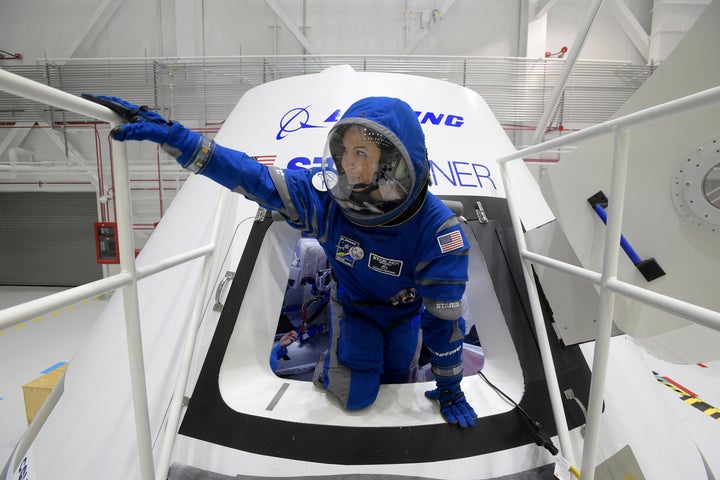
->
<box><xmin>430</xmin><ymin>159</ymin><xmax>496</xmax><ymax>190</ymax></box>
<box><xmin>288</xmin><ymin>156</ymin><xmax>325</xmax><ymax>170</ymax></box>
<box><xmin>287</xmin><ymin>157</ymin><xmax>494</xmax><ymax>191</ymax></box>
<box><xmin>277</xmin><ymin>106</ymin><xmax>464</xmax><ymax>140</ymax></box>
<box><xmin>415</xmin><ymin>111</ymin><xmax>464</xmax><ymax>127</ymax></box>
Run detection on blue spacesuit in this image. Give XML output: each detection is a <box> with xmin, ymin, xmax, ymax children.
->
<box><xmin>90</xmin><ymin>94</ymin><xmax>477</xmax><ymax>427</ymax></box>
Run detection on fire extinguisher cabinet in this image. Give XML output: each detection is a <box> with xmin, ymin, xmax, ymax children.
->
<box><xmin>94</xmin><ymin>222</ymin><xmax>120</xmax><ymax>264</ymax></box>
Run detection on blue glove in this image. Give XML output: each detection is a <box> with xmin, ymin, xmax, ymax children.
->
<box><xmin>425</xmin><ymin>373</ymin><xmax>477</xmax><ymax>428</ymax></box>
<box><xmin>82</xmin><ymin>94</ymin><xmax>210</xmax><ymax>172</ymax></box>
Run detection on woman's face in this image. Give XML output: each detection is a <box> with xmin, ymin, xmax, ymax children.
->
<box><xmin>340</xmin><ymin>125</ymin><xmax>381</xmax><ymax>191</ymax></box>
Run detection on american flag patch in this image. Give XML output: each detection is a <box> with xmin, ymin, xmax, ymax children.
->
<box><xmin>252</xmin><ymin>155</ymin><xmax>276</xmax><ymax>166</ymax></box>
<box><xmin>437</xmin><ymin>230</ymin><xmax>464</xmax><ymax>253</ymax></box>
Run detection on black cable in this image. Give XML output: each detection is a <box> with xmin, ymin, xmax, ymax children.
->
<box><xmin>477</xmin><ymin>371</ymin><xmax>530</xmax><ymax>418</ymax></box>
<box><xmin>477</xmin><ymin>370</ymin><xmax>559</xmax><ymax>456</ymax></box>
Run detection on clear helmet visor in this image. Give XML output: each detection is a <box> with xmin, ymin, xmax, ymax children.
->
<box><xmin>322</xmin><ymin>120</ymin><xmax>415</xmax><ymax>225</ymax></box>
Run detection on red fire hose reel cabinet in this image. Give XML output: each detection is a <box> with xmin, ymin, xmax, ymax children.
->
<box><xmin>94</xmin><ymin>222</ymin><xmax>119</xmax><ymax>264</ymax></box>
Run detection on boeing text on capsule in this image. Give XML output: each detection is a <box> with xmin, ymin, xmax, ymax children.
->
<box><xmin>275</xmin><ymin>105</ymin><xmax>464</xmax><ymax>140</ymax></box>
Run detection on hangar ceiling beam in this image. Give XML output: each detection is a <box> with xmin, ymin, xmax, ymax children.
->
<box><xmin>608</xmin><ymin>0</ymin><xmax>650</xmax><ymax>63</ymax></box>
<box><xmin>0</xmin><ymin>124</ymin><xmax>32</xmax><ymax>161</ymax></box>
<box><xmin>264</xmin><ymin>0</ymin><xmax>317</xmax><ymax>55</ymax></box>
<box><xmin>531</xmin><ymin>0</ymin><xmax>605</xmax><ymax>145</ymax></box>
<box><xmin>44</xmin><ymin>126</ymin><xmax>99</xmax><ymax>190</ymax></box>
<box><xmin>532</xmin><ymin>0</ymin><xmax>560</xmax><ymax>20</ymax></box>
<box><xmin>60</xmin><ymin>0</ymin><xmax>124</xmax><ymax>60</ymax></box>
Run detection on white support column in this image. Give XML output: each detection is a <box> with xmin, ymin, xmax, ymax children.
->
<box><xmin>112</xmin><ymin>139</ymin><xmax>156</xmax><ymax>480</ymax></box>
<box><xmin>579</xmin><ymin>127</ymin><xmax>630</xmax><ymax>480</ymax></box>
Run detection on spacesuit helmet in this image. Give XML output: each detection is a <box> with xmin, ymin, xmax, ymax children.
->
<box><xmin>322</xmin><ymin>97</ymin><xmax>429</xmax><ymax>226</ymax></box>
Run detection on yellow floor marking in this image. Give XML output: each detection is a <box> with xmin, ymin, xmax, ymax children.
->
<box><xmin>0</xmin><ymin>297</ymin><xmax>106</xmax><ymax>338</ymax></box>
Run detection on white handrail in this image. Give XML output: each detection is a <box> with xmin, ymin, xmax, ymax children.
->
<box><xmin>500</xmin><ymin>85</ymin><xmax>720</xmax><ymax>164</ymax></box>
<box><xmin>0</xmin><ymin>68</ymin><xmax>120</xmax><ymax>124</ymax></box>
<box><xmin>497</xmin><ymin>160</ymin><xmax>577</xmax><ymax>464</ymax></box>
<box><xmin>155</xmin><ymin>188</ymin><xmax>230</xmax><ymax>479</ymax></box>
<box><xmin>136</xmin><ymin>244</ymin><xmax>216</xmax><ymax>280</ymax></box>
<box><xmin>498</xmin><ymin>85</ymin><xmax>720</xmax><ymax>480</ymax></box>
<box><xmin>605</xmin><ymin>279</ymin><xmax>720</xmax><ymax>331</ymax></box>
<box><xmin>0</xmin><ymin>273</ymin><xmax>132</xmax><ymax>330</ymax></box>
<box><xmin>523</xmin><ymin>249</ymin><xmax>720</xmax><ymax>331</ymax></box>
<box><xmin>0</xmin><ymin>67</ymin><xmax>157</xmax><ymax>480</ymax></box>
<box><xmin>3</xmin><ymin>369</ymin><xmax>66</xmax><ymax>478</ymax></box>
<box><xmin>0</xmin><ymin>244</ymin><xmax>224</xmax><ymax>331</ymax></box>
<box><xmin>0</xmin><ymin>67</ymin><xmax>226</xmax><ymax>480</ymax></box>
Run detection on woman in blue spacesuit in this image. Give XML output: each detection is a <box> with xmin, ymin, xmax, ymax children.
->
<box><xmin>89</xmin><ymin>94</ymin><xmax>477</xmax><ymax>428</ymax></box>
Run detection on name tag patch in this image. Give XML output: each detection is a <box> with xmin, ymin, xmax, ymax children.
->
<box><xmin>368</xmin><ymin>253</ymin><xmax>403</xmax><ymax>276</ymax></box>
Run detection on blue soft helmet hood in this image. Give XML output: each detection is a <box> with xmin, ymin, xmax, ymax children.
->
<box><xmin>323</xmin><ymin>97</ymin><xmax>430</xmax><ymax>226</ymax></box>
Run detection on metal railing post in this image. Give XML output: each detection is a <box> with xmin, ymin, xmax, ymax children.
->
<box><xmin>0</xmin><ymin>68</ymin><xmax>224</xmax><ymax>480</ymax></box>
<box><xmin>498</xmin><ymin>159</ymin><xmax>576</xmax><ymax>465</ymax></box>
<box><xmin>580</xmin><ymin>126</ymin><xmax>630</xmax><ymax>480</ymax></box>
<box><xmin>0</xmin><ymin>67</ymin><xmax>156</xmax><ymax>480</ymax></box>
<box><xmin>497</xmin><ymin>85</ymin><xmax>720</xmax><ymax>477</ymax></box>
<box><xmin>111</xmin><ymin>139</ymin><xmax>156</xmax><ymax>480</ymax></box>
